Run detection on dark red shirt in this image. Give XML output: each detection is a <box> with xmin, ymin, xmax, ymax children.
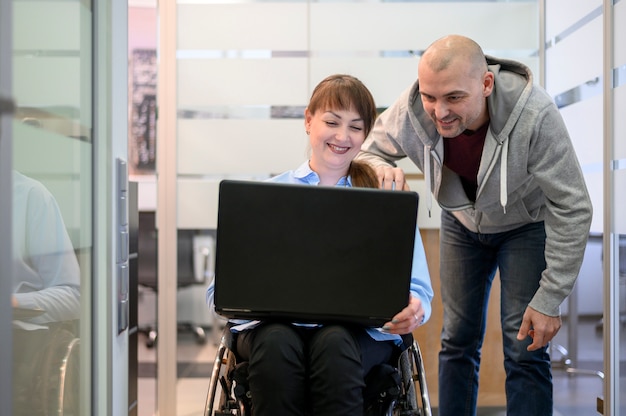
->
<box><xmin>443</xmin><ymin>122</ymin><xmax>489</xmax><ymax>201</ymax></box>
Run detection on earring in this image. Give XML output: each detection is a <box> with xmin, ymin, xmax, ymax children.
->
<box><xmin>306</xmin><ymin>130</ymin><xmax>310</xmax><ymax>135</ymax></box>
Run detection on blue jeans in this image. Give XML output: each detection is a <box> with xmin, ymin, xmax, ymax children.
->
<box><xmin>438</xmin><ymin>210</ymin><xmax>552</xmax><ymax>416</ymax></box>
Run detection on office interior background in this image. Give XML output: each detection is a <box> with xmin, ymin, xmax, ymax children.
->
<box><xmin>0</xmin><ymin>0</ymin><xmax>624</xmax><ymax>415</ymax></box>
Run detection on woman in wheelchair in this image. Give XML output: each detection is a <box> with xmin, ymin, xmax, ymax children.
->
<box><xmin>206</xmin><ymin>74</ymin><xmax>434</xmax><ymax>416</ymax></box>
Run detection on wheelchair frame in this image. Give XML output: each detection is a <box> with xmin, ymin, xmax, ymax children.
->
<box><xmin>204</xmin><ymin>330</ymin><xmax>432</xmax><ymax>416</ymax></box>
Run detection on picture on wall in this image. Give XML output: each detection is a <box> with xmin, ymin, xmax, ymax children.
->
<box><xmin>129</xmin><ymin>48</ymin><xmax>157</xmax><ymax>175</ymax></box>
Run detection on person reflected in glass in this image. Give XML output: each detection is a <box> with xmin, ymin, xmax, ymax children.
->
<box><xmin>207</xmin><ymin>74</ymin><xmax>433</xmax><ymax>416</ymax></box>
<box><xmin>12</xmin><ymin>170</ymin><xmax>81</xmax><ymax>415</ymax></box>
<box><xmin>12</xmin><ymin>170</ymin><xmax>80</xmax><ymax>321</ymax></box>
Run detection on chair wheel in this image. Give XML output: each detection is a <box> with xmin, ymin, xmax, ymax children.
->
<box><xmin>146</xmin><ymin>330</ymin><xmax>157</xmax><ymax>348</ymax></box>
<box><xmin>194</xmin><ymin>327</ymin><xmax>207</xmax><ymax>344</ymax></box>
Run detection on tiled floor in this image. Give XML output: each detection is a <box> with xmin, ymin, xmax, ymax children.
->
<box><xmin>136</xmin><ymin>316</ymin><xmax>624</xmax><ymax>416</ymax></box>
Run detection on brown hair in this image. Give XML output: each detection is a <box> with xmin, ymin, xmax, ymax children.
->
<box><xmin>349</xmin><ymin>160</ymin><xmax>379</xmax><ymax>188</ymax></box>
<box><xmin>308</xmin><ymin>74</ymin><xmax>379</xmax><ymax>188</ymax></box>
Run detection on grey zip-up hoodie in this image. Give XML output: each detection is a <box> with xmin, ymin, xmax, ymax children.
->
<box><xmin>358</xmin><ymin>56</ymin><xmax>593</xmax><ymax>317</ymax></box>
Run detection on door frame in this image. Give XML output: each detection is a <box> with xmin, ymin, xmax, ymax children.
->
<box><xmin>0</xmin><ymin>0</ymin><xmax>14</xmax><ymax>410</ymax></box>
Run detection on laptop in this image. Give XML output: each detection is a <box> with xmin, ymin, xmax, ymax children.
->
<box><xmin>213</xmin><ymin>179</ymin><xmax>419</xmax><ymax>328</ymax></box>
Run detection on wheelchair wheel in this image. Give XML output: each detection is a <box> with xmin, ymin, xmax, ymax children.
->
<box><xmin>58</xmin><ymin>337</ymin><xmax>80</xmax><ymax>415</ymax></box>
<box><xmin>205</xmin><ymin>335</ymin><xmax>246</xmax><ymax>416</ymax></box>
<box><xmin>394</xmin><ymin>341</ymin><xmax>431</xmax><ymax>416</ymax></box>
<box><xmin>13</xmin><ymin>326</ymin><xmax>81</xmax><ymax>416</ymax></box>
<box><xmin>39</xmin><ymin>327</ymin><xmax>80</xmax><ymax>416</ymax></box>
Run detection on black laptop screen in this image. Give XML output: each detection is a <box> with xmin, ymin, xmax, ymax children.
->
<box><xmin>214</xmin><ymin>180</ymin><xmax>419</xmax><ymax>327</ymax></box>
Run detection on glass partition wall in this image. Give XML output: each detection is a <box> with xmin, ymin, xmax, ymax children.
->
<box><xmin>2</xmin><ymin>0</ymin><xmax>129</xmax><ymax>414</ymax></box>
<box><xmin>545</xmin><ymin>0</ymin><xmax>624</xmax><ymax>414</ymax></box>
<box><xmin>10</xmin><ymin>1</ymin><xmax>93</xmax><ymax>414</ymax></box>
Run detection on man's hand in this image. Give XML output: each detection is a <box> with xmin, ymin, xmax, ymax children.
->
<box><xmin>374</xmin><ymin>166</ymin><xmax>410</xmax><ymax>191</ymax></box>
<box><xmin>516</xmin><ymin>306</ymin><xmax>562</xmax><ymax>351</ymax></box>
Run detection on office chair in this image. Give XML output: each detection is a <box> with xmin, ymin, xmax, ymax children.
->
<box><xmin>137</xmin><ymin>211</ymin><xmax>159</xmax><ymax>347</ymax></box>
<box><xmin>204</xmin><ymin>328</ymin><xmax>432</xmax><ymax>416</ymax></box>
<box><xmin>137</xmin><ymin>211</ymin><xmax>213</xmax><ymax>347</ymax></box>
<box><xmin>176</xmin><ymin>230</ymin><xmax>214</xmax><ymax>345</ymax></box>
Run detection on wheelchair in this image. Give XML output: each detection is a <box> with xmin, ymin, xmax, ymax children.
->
<box><xmin>204</xmin><ymin>327</ymin><xmax>432</xmax><ymax>416</ymax></box>
<box><xmin>13</xmin><ymin>322</ymin><xmax>80</xmax><ymax>416</ymax></box>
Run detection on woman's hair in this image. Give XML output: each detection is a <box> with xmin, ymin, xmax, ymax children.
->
<box><xmin>349</xmin><ymin>160</ymin><xmax>379</xmax><ymax>188</ymax></box>
<box><xmin>308</xmin><ymin>74</ymin><xmax>380</xmax><ymax>188</ymax></box>
<box><xmin>308</xmin><ymin>74</ymin><xmax>378</xmax><ymax>137</ymax></box>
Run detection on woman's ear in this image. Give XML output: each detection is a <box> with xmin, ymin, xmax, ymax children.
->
<box><xmin>304</xmin><ymin>108</ymin><xmax>312</xmax><ymax>133</ymax></box>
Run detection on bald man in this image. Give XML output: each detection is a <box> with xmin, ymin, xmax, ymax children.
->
<box><xmin>357</xmin><ymin>35</ymin><xmax>592</xmax><ymax>416</ymax></box>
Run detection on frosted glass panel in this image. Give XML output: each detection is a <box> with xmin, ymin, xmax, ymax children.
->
<box><xmin>175</xmin><ymin>0</ymin><xmax>540</xmax><ymax>231</ymax></box>
<box><xmin>13</xmin><ymin>57</ymin><xmax>82</xmax><ymax>108</ymax></box>
<box><xmin>559</xmin><ymin>94</ymin><xmax>603</xmax><ymax>166</ymax></box>
<box><xmin>582</xmin><ymin>171</ymin><xmax>602</xmax><ymax>234</ymax></box>
<box><xmin>614</xmin><ymin>170</ymin><xmax>626</xmax><ymax>234</ymax></box>
<box><xmin>178</xmin><ymin>59</ymin><xmax>308</xmax><ymax>107</ymax></box>
<box><xmin>13</xmin><ymin>123</ymin><xmax>84</xmax><ymax>175</ymax></box>
<box><xmin>616</xmin><ymin>85</ymin><xmax>626</xmax><ymax>160</ymax></box>
<box><xmin>13</xmin><ymin>2</ymin><xmax>80</xmax><ymax>50</ymax></box>
<box><xmin>179</xmin><ymin>56</ymin><xmax>539</xmax><ymax>111</ymax></box>
<box><xmin>12</xmin><ymin>123</ymin><xmax>90</xmax><ymax>242</ymax></box>
<box><xmin>10</xmin><ymin>2</ymin><xmax>93</xmax><ymax>412</ymax></box>
<box><xmin>178</xmin><ymin>179</ymin><xmax>220</xmax><ymax>229</ymax></box>
<box><xmin>616</xmin><ymin>1</ymin><xmax>626</xmax><ymax>66</ymax></box>
<box><xmin>545</xmin><ymin>0</ymin><xmax>600</xmax><ymax>40</ymax></box>
<box><xmin>310</xmin><ymin>3</ymin><xmax>537</xmax><ymax>52</ymax></box>
<box><xmin>309</xmin><ymin>58</ymin><xmax>417</xmax><ymax>108</ymax></box>
<box><xmin>545</xmin><ymin>17</ymin><xmax>602</xmax><ymax>95</ymax></box>
<box><xmin>177</xmin><ymin>119</ymin><xmax>307</xmax><ymax>175</ymax></box>
<box><xmin>178</xmin><ymin>3</ymin><xmax>308</xmax><ymax>50</ymax></box>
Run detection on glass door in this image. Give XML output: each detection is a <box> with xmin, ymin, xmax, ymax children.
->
<box><xmin>9</xmin><ymin>0</ymin><xmax>93</xmax><ymax>414</ymax></box>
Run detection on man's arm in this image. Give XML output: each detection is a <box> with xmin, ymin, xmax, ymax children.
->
<box><xmin>357</xmin><ymin>93</ymin><xmax>416</xmax><ymax>190</ymax></box>
<box><xmin>517</xmin><ymin>95</ymin><xmax>592</xmax><ymax>348</ymax></box>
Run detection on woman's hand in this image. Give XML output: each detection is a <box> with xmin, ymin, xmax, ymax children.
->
<box><xmin>381</xmin><ymin>295</ymin><xmax>424</xmax><ymax>335</ymax></box>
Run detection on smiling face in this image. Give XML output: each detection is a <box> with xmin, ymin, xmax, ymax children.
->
<box><xmin>417</xmin><ymin>35</ymin><xmax>494</xmax><ymax>138</ymax></box>
<box><xmin>302</xmin><ymin>74</ymin><xmax>377</xmax><ymax>186</ymax></box>
<box><xmin>305</xmin><ymin>107</ymin><xmax>366</xmax><ymax>181</ymax></box>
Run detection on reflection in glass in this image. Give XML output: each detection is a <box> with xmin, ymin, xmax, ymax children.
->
<box><xmin>10</xmin><ymin>0</ymin><xmax>93</xmax><ymax>414</ymax></box>
<box><xmin>12</xmin><ymin>170</ymin><xmax>81</xmax><ymax>415</ymax></box>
